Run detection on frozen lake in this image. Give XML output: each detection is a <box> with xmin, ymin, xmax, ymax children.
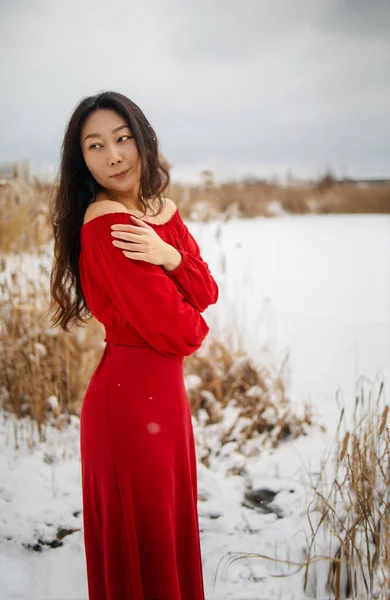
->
<box><xmin>192</xmin><ymin>213</ymin><xmax>390</xmax><ymax>428</ymax></box>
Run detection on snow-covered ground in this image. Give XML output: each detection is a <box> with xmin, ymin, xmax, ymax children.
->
<box><xmin>0</xmin><ymin>213</ymin><xmax>389</xmax><ymax>600</ymax></box>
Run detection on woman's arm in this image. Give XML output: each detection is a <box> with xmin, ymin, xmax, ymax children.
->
<box><xmin>107</xmin><ymin>201</ymin><xmax>219</xmax><ymax>314</ymax></box>
<box><xmin>82</xmin><ymin>209</ymin><xmax>210</xmax><ymax>357</ymax></box>
<box><xmin>162</xmin><ymin>219</ymin><xmax>219</xmax><ymax>313</ymax></box>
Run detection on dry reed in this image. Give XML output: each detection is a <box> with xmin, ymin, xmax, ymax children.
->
<box><xmin>303</xmin><ymin>376</ymin><xmax>389</xmax><ymax>599</ymax></box>
<box><xmin>1</xmin><ymin>175</ymin><xmax>389</xmax><ymax>254</ymax></box>
<box><xmin>211</xmin><ymin>375</ymin><xmax>389</xmax><ymax>600</ymax></box>
<box><xmin>0</xmin><ymin>265</ymin><xmax>104</xmax><ymax>447</ymax></box>
<box><xmin>185</xmin><ymin>339</ymin><xmax>317</xmax><ymax>469</ymax></box>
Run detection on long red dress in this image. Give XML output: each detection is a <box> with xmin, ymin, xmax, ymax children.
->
<box><xmin>79</xmin><ymin>206</ymin><xmax>219</xmax><ymax>600</ymax></box>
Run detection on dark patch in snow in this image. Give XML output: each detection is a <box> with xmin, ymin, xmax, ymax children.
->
<box><xmin>22</xmin><ymin>525</ymin><xmax>80</xmax><ymax>552</ymax></box>
<box><xmin>38</xmin><ymin>537</ymin><xmax>63</xmax><ymax>549</ymax></box>
<box><xmin>23</xmin><ymin>542</ymin><xmax>43</xmax><ymax>552</ymax></box>
<box><xmin>56</xmin><ymin>526</ymin><xmax>79</xmax><ymax>540</ymax></box>
<box><xmin>242</xmin><ymin>487</ymin><xmax>285</xmax><ymax>518</ymax></box>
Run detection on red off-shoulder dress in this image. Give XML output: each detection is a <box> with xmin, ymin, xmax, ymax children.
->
<box><xmin>79</xmin><ymin>206</ymin><xmax>218</xmax><ymax>600</ymax></box>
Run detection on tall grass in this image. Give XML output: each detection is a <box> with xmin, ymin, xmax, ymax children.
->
<box><xmin>0</xmin><ymin>264</ymin><xmax>105</xmax><ymax>446</ymax></box>
<box><xmin>0</xmin><ymin>178</ymin><xmax>52</xmax><ymax>253</ymax></box>
<box><xmin>211</xmin><ymin>375</ymin><xmax>389</xmax><ymax>600</ymax></box>
<box><xmin>1</xmin><ymin>175</ymin><xmax>389</xmax><ymax>254</ymax></box>
<box><xmin>169</xmin><ymin>179</ymin><xmax>390</xmax><ymax>220</ymax></box>
<box><xmin>304</xmin><ymin>377</ymin><xmax>389</xmax><ymax>599</ymax></box>
<box><xmin>185</xmin><ymin>339</ymin><xmax>317</xmax><ymax>469</ymax></box>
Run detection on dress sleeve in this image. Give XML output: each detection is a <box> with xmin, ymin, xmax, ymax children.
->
<box><xmin>85</xmin><ymin>227</ymin><xmax>210</xmax><ymax>358</ymax></box>
<box><xmin>163</xmin><ymin>219</ymin><xmax>219</xmax><ymax>313</ymax></box>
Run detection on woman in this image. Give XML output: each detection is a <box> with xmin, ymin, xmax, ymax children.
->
<box><xmin>48</xmin><ymin>90</ymin><xmax>219</xmax><ymax>600</ymax></box>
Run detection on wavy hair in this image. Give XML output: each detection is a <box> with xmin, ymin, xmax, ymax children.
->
<box><xmin>47</xmin><ymin>91</ymin><xmax>170</xmax><ymax>331</ymax></box>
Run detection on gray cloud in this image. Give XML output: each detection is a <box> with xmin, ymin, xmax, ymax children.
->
<box><xmin>313</xmin><ymin>0</ymin><xmax>389</xmax><ymax>38</ymax></box>
<box><xmin>0</xmin><ymin>0</ymin><xmax>388</xmax><ymax>182</ymax></box>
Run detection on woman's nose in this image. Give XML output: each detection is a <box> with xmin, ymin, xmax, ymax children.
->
<box><xmin>108</xmin><ymin>152</ymin><xmax>123</xmax><ymax>166</ymax></box>
<box><xmin>109</xmin><ymin>157</ymin><xmax>123</xmax><ymax>166</ymax></box>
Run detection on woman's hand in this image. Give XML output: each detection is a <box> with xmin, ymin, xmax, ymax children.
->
<box><xmin>110</xmin><ymin>215</ymin><xmax>182</xmax><ymax>269</ymax></box>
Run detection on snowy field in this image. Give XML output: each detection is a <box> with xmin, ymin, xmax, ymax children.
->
<box><xmin>0</xmin><ymin>213</ymin><xmax>389</xmax><ymax>600</ymax></box>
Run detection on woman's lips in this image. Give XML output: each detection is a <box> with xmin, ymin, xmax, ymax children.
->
<box><xmin>110</xmin><ymin>168</ymin><xmax>130</xmax><ymax>178</ymax></box>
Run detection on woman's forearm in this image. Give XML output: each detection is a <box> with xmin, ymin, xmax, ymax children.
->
<box><xmin>162</xmin><ymin>245</ymin><xmax>183</xmax><ymax>272</ymax></box>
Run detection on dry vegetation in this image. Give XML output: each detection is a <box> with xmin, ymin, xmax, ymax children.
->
<box><xmin>303</xmin><ymin>379</ymin><xmax>390</xmax><ymax>599</ymax></box>
<box><xmin>214</xmin><ymin>377</ymin><xmax>389</xmax><ymax>600</ymax></box>
<box><xmin>168</xmin><ymin>172</ymin><xmax>390</xmax><ymax>220</ymax></box>
<box><xmin>185</xmin><ymin>339</ymin><xmax>317</xmax><ymax>469</ymax></box>
<box><xmin>0</xmin><ymin>269</ymin><xmax>106</xmax><ymax>446</ymax></box>
<box><xmin>0</xmin><ymin>178</ymin><xmax>53</xmax><ymax>253</ymax></box>
<box><xmin>0</xmin><ymin>171</ymin><xmax>389</xmax><ymax>253</ymax></box>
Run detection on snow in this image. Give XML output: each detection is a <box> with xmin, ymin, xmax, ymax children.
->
<box><xmin>193</xmin><ymin>213</ymin><xmax>389</xmax><ymax>428</ymax></box>
<box><xmin>0</xmin><ymin>213</ymin><xmax>389</xmax><ymax>599</ymax></box>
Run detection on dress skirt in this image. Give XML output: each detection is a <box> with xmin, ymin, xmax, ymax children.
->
<box><xmin>80</xmin><ymin>343</ymin><xmax>206</xmax><ymax>600</ymax></box>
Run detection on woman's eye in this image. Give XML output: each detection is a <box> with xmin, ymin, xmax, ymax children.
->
<box><xmin>88</xmin><ymin>135</ymin><xmax>133</xmax><ymax>149</ymax></box>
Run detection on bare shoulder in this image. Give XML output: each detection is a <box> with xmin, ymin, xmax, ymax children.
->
<box><xmin>163</xmin><ymin>197</ymin><xmax>177</xmax><ymax>216</ymax></box>
<box><xmin>83</xmin><ymin>200</ymin><xmax>127</xmax><ymax>225</ymax></box>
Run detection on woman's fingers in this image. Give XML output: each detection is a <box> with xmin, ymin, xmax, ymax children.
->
<box><xmin>122</xmin><ymin>250</ymin><xmax>147</xmax><ymax>260</ymax></box>
<box><xmin>110</xmin><ymin>230</ymin><xmax>142</xmax><ymax>241</ymax></box>
<box><xmin>110</xmin><ymin>224</ymin><xmax>141</xmax><ymax>232</ymax></box>
<box><xmin>109</xmin><ymin>220</ymin><xmax>168</xmax><ymax>266</ymax></box>
<box><xmin>112</xmin><ymin>239</ymin><xmax>142</xmax><ymax>250</ymax></box>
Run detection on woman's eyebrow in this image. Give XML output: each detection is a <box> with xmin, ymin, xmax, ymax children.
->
<box><xmin>84</xmin><ymin>124</ymin><xmax>130</xmax><ymax>142</ymax></box>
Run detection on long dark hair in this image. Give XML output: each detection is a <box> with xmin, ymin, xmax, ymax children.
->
<box><xmin>48</xmin><ymin>91</ymin><xmax>170</xmax><ymax>332</ymax></box>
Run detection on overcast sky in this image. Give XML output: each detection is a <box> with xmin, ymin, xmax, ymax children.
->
<box><xmin>0</xmin><ymin>0</ymin><xmax>389</xmax><ymax>183</ymax></box>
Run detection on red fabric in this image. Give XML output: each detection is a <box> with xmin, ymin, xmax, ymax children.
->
<box><xmin>163</xmin><ymin>222</ymin><xmax>219</xmax><ymax>313</ymax></box>
<box><xmin>79</xmin><ymin>208</ymin><xmax>218</xmax><ymax>600</ymax></box>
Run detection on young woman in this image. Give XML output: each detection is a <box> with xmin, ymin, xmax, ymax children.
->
<box><xmin>48</xmin><ymin>90</ymin><xmax>219</xmax><ymax>600</ymax></box>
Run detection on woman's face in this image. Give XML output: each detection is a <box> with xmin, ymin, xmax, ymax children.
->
<box><xmin>80</xmin><ymin>108</ymin><xmax>142</xmax><ymax>194</ymax></box>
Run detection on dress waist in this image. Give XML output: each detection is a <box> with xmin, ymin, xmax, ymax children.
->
<box><xmin>104</xmin><ymin>324</ymin><xmax>153</xmax><ymax>349</ymax></box>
